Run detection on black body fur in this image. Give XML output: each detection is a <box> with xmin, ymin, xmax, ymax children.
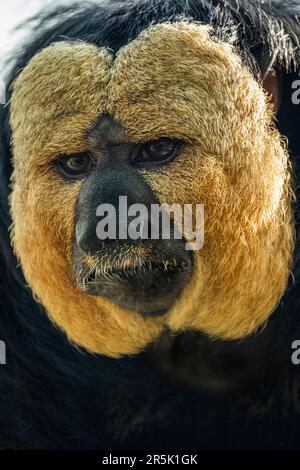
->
<box><xmin>1</xmin><ymin>0</ymin><xmax>300</xmax><ymax>449</ymax></box>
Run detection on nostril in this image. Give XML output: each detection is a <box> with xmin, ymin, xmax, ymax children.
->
<box><xmin>75</xmin><ymin>220</ymin><xmax>97</xmax><ymax>255</ymax></box>
<box><xmin>76</xmin><ymin>208</ymin><xmax>155</xmax><ymax>256</ymax></box>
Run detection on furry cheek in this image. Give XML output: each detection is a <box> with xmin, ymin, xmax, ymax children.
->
<box><xmin>106</xmin><ymin>22</ymin><xmax>295</xmax><ymax>340</ymax></box>
<box><xmin>9</xmin><ymin>41</ymin><xmax>165</xmax><ymax>357</ymax></box>
<box><xmin>141</xmin><ymin>141</ymin><xmax>295</xmax><ymax>340</ymax></box>
<box><xmin>9</xmin><ymin>169</ymin><xmax>164</xmax><ymax>357</ymax></box>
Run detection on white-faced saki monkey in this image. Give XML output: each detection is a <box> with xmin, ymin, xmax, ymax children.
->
<box><xmin>1</xmin><ymin>0</ymin><xmax>300</xmax><ymax>452</ymax></box>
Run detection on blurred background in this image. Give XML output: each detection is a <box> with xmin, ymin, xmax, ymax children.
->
<box><xmin>0</xmin><ymin>0</ymin><xmax>298</xmax><ymax>93</ymax></box>
<box><xmin>0</xmin><ymin>1</ymin><xmax>49</xmax><ymax>75</ymax></box>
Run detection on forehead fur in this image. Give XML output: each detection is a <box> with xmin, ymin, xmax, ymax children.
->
<box><xmin>11</xmin><ymin>23</ymin><xmax>267</xmax><ymax>165</ymax></box>
<box><xmin>11</xmin><ymin>42</ymin><xmax>113</xmax><ymax>172</ymax></box>
<box><xmin>10</xmin><ymin>22</ymin><xmax>295</xmax><ymax>356</ymax></box>
<box><xmin>108</xmin><ymin>22</ymin><xmax>268</xmax><ymax>156</ymax></box>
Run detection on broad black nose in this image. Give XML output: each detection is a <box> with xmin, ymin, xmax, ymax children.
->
<box><xmin>76</xmin><ymin>210</ymin><xmax>151</xmax><ymax>255</ymax></box>
<box><xmin>75</xmin><ymin>162</ymin><xmax>159</xmax><ymax>256</ymax></box>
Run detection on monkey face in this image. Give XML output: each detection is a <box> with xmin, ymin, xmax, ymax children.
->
<box><xmin>72</xmin><ymin>118</ymin><xmax>193</xmax><ymax>317</ymax></box>
<box><xmin>10</xmin><ymin>23</ymin><xmax>294</xmax><ymax>358</ymax></box>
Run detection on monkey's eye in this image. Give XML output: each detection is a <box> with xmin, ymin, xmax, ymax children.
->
<box><xmin>134</xmin><ymin>138</ymin><xmax>181</xmax><ymax>166</ymax></box>
<box><xmin>55</xmin><ymin>153</ymin><xmax>94</xmax><ymax>179</ymax></box>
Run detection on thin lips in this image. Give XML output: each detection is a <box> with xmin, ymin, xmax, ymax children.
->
<box><xmin>84</xmin><ymin>258</ymin><xmax>189</xmax><ymax>286</ymax></box>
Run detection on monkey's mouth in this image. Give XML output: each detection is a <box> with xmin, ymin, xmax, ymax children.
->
<box><xmin>79</xmin><ymin>256</ymin><xmax>193</xmax><ymax>316</ymax></box>
<box><xmin>73</xmin><ymin>235</ymin><xmax>193</xmax><ymax>317</ymax></box>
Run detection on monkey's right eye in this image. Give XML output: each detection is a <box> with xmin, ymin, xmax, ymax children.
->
<box><xmin>55</xmin><ymin>153</ymin><xmax>94</xmax><ymax>179</ymax></box>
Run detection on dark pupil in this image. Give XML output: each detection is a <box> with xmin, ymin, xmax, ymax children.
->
<box><xmin>147</xmin><ymin>140</ymin><xmax>175</xmax><ymax>158</ymax></box>
<box><xmin>67</xmin><ymin>155</ymin><xmax>87</xmax><ymax>171</ymax></box>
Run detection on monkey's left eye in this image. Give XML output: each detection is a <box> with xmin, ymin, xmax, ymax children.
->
<box><xmin>55</xmin><ymin>153</ymin><xmax>94</xmax><ymax>179</ymax></box>
<box><xmin>134</xmin><ymin>138</ymin><xmax>181</xmax><ymax>166</ymax></box>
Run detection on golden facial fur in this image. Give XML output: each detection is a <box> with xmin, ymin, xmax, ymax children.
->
<box><xmin>10</xmin><ymin>22</ymin><xmax>295</xmax><ymax>357</ymax></box>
